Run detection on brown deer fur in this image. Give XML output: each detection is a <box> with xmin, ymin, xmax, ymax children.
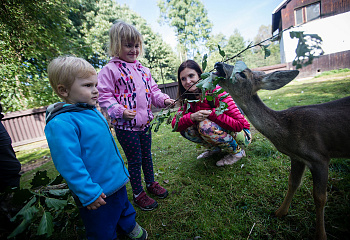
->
<box><xmin>214</xmin><ymin>62</ymin><xmax>350</xmax><ymax>240</ymax></box>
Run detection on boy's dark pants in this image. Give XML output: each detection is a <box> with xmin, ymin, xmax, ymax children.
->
<box><xmin>78</xmin><ymin>186</ymin><xmax>136</xmax><ymax>240</ymax></box>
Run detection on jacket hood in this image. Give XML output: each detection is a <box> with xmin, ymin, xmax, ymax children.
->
<box><xmin>45</xmin><ymin>102</ymin><xmax>95</xmax><ymax>124</ymax></box>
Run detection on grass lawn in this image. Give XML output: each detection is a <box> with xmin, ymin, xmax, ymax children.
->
<box><xmin>14</xmin><ymin>71</ymin><xmax>350</xmax><ymax>239</ymax></box>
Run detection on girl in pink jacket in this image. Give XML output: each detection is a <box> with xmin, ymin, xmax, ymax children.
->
<box><xmin>98</xmin><ymin>21</ymin><xmax>174</xmax><ymax>211</ymax></box>
<box><xmin>172</xmin><ymin>60</ymin><xmax>251</xmax><ymax>167</ymax></box>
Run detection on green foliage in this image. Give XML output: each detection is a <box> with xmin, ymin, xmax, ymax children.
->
<box><xmin>0</xmin><ymin>0</ymin><xmax>74</xmax><ymax>111</ymax></box>
<box><xmin>201</xmin><ymin>27</ymin><xmax>281</xmax><ymax>69</ymax></box>
<box><xmin>314</xmin><ymin>68</ymin><xmax>350</xmax><ymax>78</ymax></box>
<box><xmin>7</xmin><ymin>172</ymin><xmax>79</xmax><ymax>239</ymax></box>
<box><xmin>158</xmin><ymin>0</ymin><xmax>213</xmax><ymax>58</ymax></box>
<box><xmin>202</xmin><ymin>54</ymin><xmax>208</xmax><ymax>72</ymax></box>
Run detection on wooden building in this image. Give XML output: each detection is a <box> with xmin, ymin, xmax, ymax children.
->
<box><xmin>272</xmin><ymin>0</ymin><xmax>350</xmax><ymax>78</ymax></box>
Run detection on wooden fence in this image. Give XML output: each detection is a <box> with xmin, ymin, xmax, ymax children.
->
<box><xmin>2</xmin><ymin>64</ymin><xmax>286</xmax><ymax>147</ymax></box>
<box><xmin>2</xmin><ymin>107</ymin><xmax>48</xmax><ymax>147</ymax></box>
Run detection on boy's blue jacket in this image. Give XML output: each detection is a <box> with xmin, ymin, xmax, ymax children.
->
<box><xmin>44</xmin><ymin>102</ymin><xmax>129</xmax><ymax>207</ymax></box>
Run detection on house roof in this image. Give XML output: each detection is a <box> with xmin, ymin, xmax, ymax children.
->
<box><xmin>272</xmin><ymin>0</ymin><xmax>290</xmax><ymax>33</ymax></box>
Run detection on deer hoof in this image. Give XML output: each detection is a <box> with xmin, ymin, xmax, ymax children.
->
<box><xmin>275</xmin><ymin>207</ymin><xmax>288</xmax><ymax>218</ymax></box>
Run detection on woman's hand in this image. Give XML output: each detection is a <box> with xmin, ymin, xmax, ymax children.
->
<box><xmin>123</xmin><ymin>109</ymin><xmax>136</xmax><ymax>120</ymax></box>
<box><xmin>87</xmin><ymin>193</ymin><xmax>106</xmax><ymax>210</ymax></box>
<box><xmin>190</xmin><ymin>110</ymin><xmax>212</xmax><ymax>122</ymax></box>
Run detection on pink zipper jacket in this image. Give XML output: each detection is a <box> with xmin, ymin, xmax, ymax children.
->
<box><xmin>98</xmin><ymin>57</ymin><xmax>170</xmax><ymax>131</ymax></box>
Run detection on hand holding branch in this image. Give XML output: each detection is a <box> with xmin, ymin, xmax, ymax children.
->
<box><xmin>190</xmin><ymin>110</ymin><xmax>212</xmax><ymax>122</ymax></box>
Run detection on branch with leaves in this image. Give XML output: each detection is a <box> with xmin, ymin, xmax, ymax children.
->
<box><xmin>5</xmin><ymin>171</ymin><xmax>81</xmax><ymax>239</ymax></box>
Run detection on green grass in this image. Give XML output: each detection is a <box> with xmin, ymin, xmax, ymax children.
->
<box><xmin>17</xmin><ymin>74</ymin><xmax>350</xmax><ymax>240</ymax></box>
<box><xmin>314</xmin><ymin>68</ymin><xmax>350</xmax><ymax>78</ymax></box>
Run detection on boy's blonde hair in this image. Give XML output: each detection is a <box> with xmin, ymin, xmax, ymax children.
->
<box><xmin>108</xmin><ymin>21</ymin><xmax>144</xmax><ymax>57</ymax></box>
<box><xmin>47</xmin><ymin>56</ymin><xmax>96</xmax><ymax>99</ymax></box>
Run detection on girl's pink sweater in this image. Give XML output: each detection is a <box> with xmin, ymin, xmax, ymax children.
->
<box><xmin>98</xmin><ymin>57</ymin><xmax>169</xmax><ymax>131</ymax></box>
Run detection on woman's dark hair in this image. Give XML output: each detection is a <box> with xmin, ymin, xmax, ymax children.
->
<box><xmin>177</xmin><ymin>60</ymin><xmax>202</xmax><ymax>104</ymax></box>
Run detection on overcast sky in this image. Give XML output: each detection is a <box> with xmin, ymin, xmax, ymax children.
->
<box><xmin>116</xmin><ymin>0</ymin><xmax>283</xmax><ymax>49</ymax></box>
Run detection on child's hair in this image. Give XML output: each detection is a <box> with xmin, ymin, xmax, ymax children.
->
<box><xmin>108</xmin><ymin>21</ymin><xmax>144</xmax><ymax>58</ymax></box>
<box><xmin>47</xmin><ymin>56</ymin><xmax>96</xmax><ymax>99</ymax></box>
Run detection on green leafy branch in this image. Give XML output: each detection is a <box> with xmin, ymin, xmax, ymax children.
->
<box><xmin>6</xmin><ymin>171</ymin><xmax>81</xmax><ymax>239</ymax></box>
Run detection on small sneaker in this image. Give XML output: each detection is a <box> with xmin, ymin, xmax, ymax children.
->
<box><xmin>147</xmin><ymin>181</ymin><xmax>168</xmax><ymax>199</ymax></box>
<box><xmin>127</xmin><ymin>222</ymin><xmax>148</xmax><ymax>240</ymax></box>
<box><xmin>197</xmin><ymin>147</ymin><xmax>221</xmax><ymax>159</ymax></box>
<box><xmin>133</xmin><ymin>191</ymin><xmax>158</xmax><ymax>211</ymax></box>
<box><xmin>216</xmin><ymin>150</ymin><xmax>246</xmax><ymax>167</ymax></box>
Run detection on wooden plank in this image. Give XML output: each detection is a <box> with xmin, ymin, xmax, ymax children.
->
<box><xmin>22</xmin><ymin>115</ymin><xmax>32</xmax><ymax>140</ymax></box>
<box><xmin>12</xmin><ymin>117</ymin><xmax>21</xmax><ymax>142</ymax></box>
<box><xmin>29</xmin><ymin>114</ymin><xmax>41</xmax><ymax>138</ymax></box>
<box><xmin>2</xmin><ymin>120</ymin><xmax>15</xmax><ymax>141</ymax></box>
<box><xmin>17</xmin><ymin>116</ymin><xmax>28</xmax><ymax>141</ymax></box>
<box><xmin>33</xmin><ymin>113</ymin><xmax>44</xmax><ymax>139</ymax></box>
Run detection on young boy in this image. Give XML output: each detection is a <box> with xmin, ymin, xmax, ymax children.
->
<box><xmin>45</xmin><ymin>56</ymin><xmax>147</xmax><ymax>240</ymax></box>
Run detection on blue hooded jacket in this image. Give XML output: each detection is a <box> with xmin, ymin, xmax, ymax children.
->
<box><xmin>44</xmin><ymin>103</ymin><xmax>129</xmax><ymax>207</ymax></box>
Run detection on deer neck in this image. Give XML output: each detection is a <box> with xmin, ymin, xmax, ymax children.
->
<box><xmin>238</xmin><ymin>94</ymin><xmax>286</xmax><ymax>139</ymax></box>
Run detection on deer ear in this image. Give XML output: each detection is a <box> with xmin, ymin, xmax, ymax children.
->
<box><xmin>260</xmin><ymin>70</ymin><xmax>299</xmax><ymax>90</ymax></box>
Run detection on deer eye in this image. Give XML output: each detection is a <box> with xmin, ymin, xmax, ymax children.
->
<box><xmin>239</xmin><ymin>71</ymin><xmax>246</xmax><ymax>79</ymax></box>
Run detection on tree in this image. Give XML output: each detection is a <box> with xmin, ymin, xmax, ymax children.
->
<box><xmin>0</xmin><ymin>0</ymin><xmax>77</xmax><ymax>112</ymax></box>
<box><xmin>0</xmin><ymin>0</ymin><xmax>101</xmax><ymax>112</ymax></box>
<box><xmin>247</xmin><ymin>24</ymin><xmax>281</xmax><ymax>68</ymax></box>
<box><xmin>158</xmin><ymin>0</ymin><xmax>213</xmax><ymax>59</ymax></box>
<box><xmin>83</xmin><ymin>0</ymin><xmax>179</xmax><ymax>83</ymax></box>
<box><xmin>223</xmin><ymin>29</ymin><xmax>251</xmax><ymax>65</ymax></box>
<box><xmin>199</xmin><ymin>33</ymin><xmax>227</xmax><ymax>69</ymax></box>
<box><xmin>0</xmin><ymin>0</ymin><xmax>179</xmax><ymax>112</ymax></box>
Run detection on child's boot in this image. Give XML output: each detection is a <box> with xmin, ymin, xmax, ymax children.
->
<box><xmin>147</xmin><ymin>181</ymin><xmax>168</xmax><ymax>199</ymax></box>
<box><xmin>127</xmin><ymin>222</ymin><xmax>148</xmax><ymax>240</ymax></box>
<box><xmin>133</xmin><ymin>191</ymin><xmax>158</xmax><ymax>211</ymax></box>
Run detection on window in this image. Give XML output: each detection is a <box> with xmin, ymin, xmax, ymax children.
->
<box><xmin>295</xmin><ymin>8</ymin><xmax>303</xmax><ymax>25</ymax></box>
<box><xmin>295</xmin><ymin>2</ymin><xmax>320</xmax><ymax>25</ymax></box>
<box><xmin>306</xmin><ymin>3</ymin><xmax>320</xmax><ymax>21</ymax></box>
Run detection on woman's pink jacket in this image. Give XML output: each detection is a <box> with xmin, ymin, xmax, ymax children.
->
<box><xmin>172</xmin><ymin>86</ymin><xmax>250</xmax><ymax>133</ymax></box>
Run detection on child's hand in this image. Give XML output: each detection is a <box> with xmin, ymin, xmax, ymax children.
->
<box><xmin>164</xmin><ymin>98</ymin><xmax>175</xmax><ymax>106</ymax></box>
<box><xmin>87</xmin><ymin>193</ymin><xmax>106</xmax><ymax>210</ymax></box>
<box><xmin>123</xmin><ymin>109</ymin><xmax>136</xmax><ymax>120</ymax></box>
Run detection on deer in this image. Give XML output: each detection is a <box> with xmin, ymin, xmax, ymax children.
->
<box><xmin>213</xmin><ymin>61</ymin><xmax>350</xmax><ymax>240</ymax></box>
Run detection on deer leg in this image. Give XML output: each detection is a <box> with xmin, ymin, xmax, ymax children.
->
<box><xmin>275</xmin><ymin>158</ymin><xmax>305</xmax><ymax>217</ymax></box>
<box><xmin>310</xmin><ymin>161</ymin><xmax>328</xmax><ymax>240</ymax></box>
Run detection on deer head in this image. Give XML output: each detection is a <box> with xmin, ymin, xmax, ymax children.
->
<box><xmin>214</xmin><ymin>62</ymin><xmax>299</xmax><ymax>104</ymax></box>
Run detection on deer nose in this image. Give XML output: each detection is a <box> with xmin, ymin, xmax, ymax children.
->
<box><xmin>214</xmin><ymin>62</ymin><xmax>224</xmax><ymax>76</ymax></box>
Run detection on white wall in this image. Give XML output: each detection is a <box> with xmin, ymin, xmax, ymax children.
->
<box><xmin>280</xmin><ymin>11</ymin><xmax>350</xmax><ymax>63</ymax></box>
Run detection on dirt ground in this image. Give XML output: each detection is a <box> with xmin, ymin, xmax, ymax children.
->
<box><xmin>20</xmin><ymin>158</ymin><xmax>52</xmax><ymax>174</ymax></box>
<box><xmin>14</xmin><ymin>140</ymin><xmax>51</xmax><ymax>174</ymax></box>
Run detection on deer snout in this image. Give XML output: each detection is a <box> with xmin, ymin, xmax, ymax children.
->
<box><xmin>214</xmin><ymin>62</ymin><xmax>226</xmax><ymax>78</ymax></box>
